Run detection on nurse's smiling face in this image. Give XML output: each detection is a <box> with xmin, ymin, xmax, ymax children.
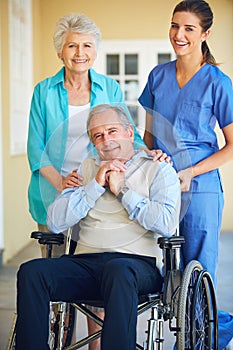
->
<box><xmin>169</xmin><ymin>11</ymin><xmax>210</xmax><ymax>58</ymax></box>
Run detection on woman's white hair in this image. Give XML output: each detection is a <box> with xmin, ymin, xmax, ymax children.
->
<box><xmin>53</xmin><ymin>13</ymin><xmax>101</xmax><ymax>54</ymax></box>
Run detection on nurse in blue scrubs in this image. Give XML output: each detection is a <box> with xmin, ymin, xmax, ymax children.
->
<box><xmin>139</xmin><ymin>1</ymin><xmax>233</xmax><ymax>349</ymax></box>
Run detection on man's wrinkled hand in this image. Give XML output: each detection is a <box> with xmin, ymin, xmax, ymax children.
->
<box><xmin>108</xmin><ymin>171</ymin><xmax>125</xmax><ymax>196</ymax></box>
<box><xmin>96</xmin><ymin>160</ymin><xmax>127</xmax><ymax>187</ymax></box>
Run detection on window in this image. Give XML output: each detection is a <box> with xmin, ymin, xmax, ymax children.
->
<box><xmin>94</xmin><ymin>40</ymin><xmax>175</xmax><ymax>135</ymax></box>
<box><xmin>9</xmin><ymin>0</ymin><xmax>33</xmax><ymax>155</ymax></box>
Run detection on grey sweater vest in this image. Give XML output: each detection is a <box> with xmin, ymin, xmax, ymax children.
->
<box><xmin>76</xmin><ymin>156</ymin><xmax>164</xmax><ymax>271</ymax></box>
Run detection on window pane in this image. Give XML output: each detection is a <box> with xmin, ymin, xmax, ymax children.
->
<box><xmin>107</xmin><ymin>54</ymin><xmax>119</xmax><ymax>75</ymax></box>
<box><xmin>158</xmin><ymin>53</ymin><xmax>171</xmax><ymax>64</ymax></box>
<box><xmin>127</xmin><ymin>105</ymin><xmax>138</xmax><ymax>126</ymax></box>
<box><xmin>125</xmin><ymin>54</ymin><xmax>138</xmax><ymax>75</ymax></box>
<box><xmin>125</xmin><ymin>80</ymin><xmax>139</xmax><ymax>101</ymax></box>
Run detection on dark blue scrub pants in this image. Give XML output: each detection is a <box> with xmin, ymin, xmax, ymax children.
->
<box><xmin>16</xmin><ymin>252</ymin><xmax>162</xmax><ymax>350</ymax></box>
<box><xmin>180</xmin><ymin>190</ymin><xmax>233</xmax><ymax>349</ymax></box>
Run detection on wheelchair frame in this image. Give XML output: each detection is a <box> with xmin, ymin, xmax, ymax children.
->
<box><xmin>6</xmin><ymin>230</ymin><xmax>218</xmax><ymax>350</ymax></box>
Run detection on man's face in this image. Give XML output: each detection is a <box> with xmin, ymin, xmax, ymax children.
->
<box><xmin>89</xmin><ymin>109</ymin><xmax>134</xmax><ymax>161</ymax></box>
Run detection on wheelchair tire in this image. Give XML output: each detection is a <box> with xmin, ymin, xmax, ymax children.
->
<box><xmin>191</xmin><ymin>269</ymin><xmax>218</xmax><ymax>349</ymax></box>
<box><xmin>49</xmin><ymin>302</ymin><xmax>76</xmax><ymax>350</ymax></box>
<box><xmin>6</xmin><ymin>313</ymin><xmax>17</xmax><ymax>350</ymax></box>
<box><xmin>176</xmin><ymin>260</ymin><xmax>218</xmax><ymax>350</ymax></box>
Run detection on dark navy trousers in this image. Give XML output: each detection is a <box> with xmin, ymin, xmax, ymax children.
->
<box><xmin>180</xmin><ymin>190</ymin><xmax>233</xmax><ymax>349</ymax></box>
<box><xmin>16</xmin><ymin>252</ymin><xmax>162</xmax><ymax>350</ymax></box>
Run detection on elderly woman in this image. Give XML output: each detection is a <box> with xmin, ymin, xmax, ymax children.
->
<box><xmin>27</xmin><ymin>13</ymin><xmax>145</xmax><ymax>231</ymax></box>
<box><xmin>27</xmin><ymin>13</ymin><xmax>147</xmax><ymax>350</ymax></box>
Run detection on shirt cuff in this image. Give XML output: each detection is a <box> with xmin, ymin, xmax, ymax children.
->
<box><xmin>84</xmin><ymin>178</ymin><xmax>105</xmax><ymax>204</ymax></box>
<box><xmin>122</xmin><ymin>189</ymin><xmax>144</xmax><ymax>213</ymax></box>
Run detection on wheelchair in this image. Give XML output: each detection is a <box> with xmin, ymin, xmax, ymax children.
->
<box><xmin>6</xmin><ymin>229</ymin><xmax>218</xmax><ymax>350</ymax></box>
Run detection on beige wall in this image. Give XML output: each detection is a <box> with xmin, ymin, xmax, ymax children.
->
<box><xmin>0</xmin><ymin>0</ymin><xmax>233</xmax><ymax>263</ymax></box>
<box><xmin>36</xmin><ymin>0</ymin><xmax>233</xmax><ymax>79</ymax></box>
<box><xmin>0</xmin><ymin>0</ymin><xmax>37</xmax><ymax>264</ymax></box>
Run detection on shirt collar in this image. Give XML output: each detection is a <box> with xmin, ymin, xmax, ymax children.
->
<box><xmin>48</xmin><ymin>66</ymin><xmax>104</xmax><ymax>90</ymax></box>
<box><xmin>89</xmin><ymin>68</ymin><xmax>105</xmax><ymax>91</ymax></box>
<box><xmin>49</xmin><ymin>67</ymin><xmax>65</xmax><ymax>88</ymax></box>
<box><xmin>94</xmin><ymin>149</ymin><xmax>150</xmax><ymax>167</ymax></box>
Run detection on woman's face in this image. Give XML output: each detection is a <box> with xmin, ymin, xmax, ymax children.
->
<box><xmin>169</xmin><ymin>11</ymin><xmax>210</xmax><ymax>58</ymax></box>
<box><xmin>59</xmin><ymin>31</ymin><xmax>97</xmax><ymax>74</ymax></box>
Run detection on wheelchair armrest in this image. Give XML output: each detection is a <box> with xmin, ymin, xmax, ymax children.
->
<box><xmin>158</xmin><ymin>236</ymin><xmax>185</xmax><ymax>274</ymax></box>
<box><xmin>157</xmin><ymin>236</ymin><xmax>185</xmax><ymax>250</ymax></box>
<box><xmin>30</xmin><ymin>231</ymin><xmax>65</xmax><ymax>246</ymax></box>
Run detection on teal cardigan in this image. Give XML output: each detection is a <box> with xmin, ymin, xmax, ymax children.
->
<box><xmin>27</xmin><ymin>67</ymin><xmax>145</xmax><ymax>224</ymax></box>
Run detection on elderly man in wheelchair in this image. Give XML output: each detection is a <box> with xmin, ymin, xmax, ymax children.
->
<box><xmin>15</xmin><ymin>104</ymin><xmax>217</xmax><ymax>350</ymax></box>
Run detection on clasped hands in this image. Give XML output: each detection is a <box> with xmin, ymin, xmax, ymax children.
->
<box><xmin>95</xmin><ymin>159</ymin><xmax>126</xmax><ymax>196</ymax></box>
<box><xmin>62</xmin><ymin>160</ymin><xmax>126</xmax><ymax>196</ymax></box>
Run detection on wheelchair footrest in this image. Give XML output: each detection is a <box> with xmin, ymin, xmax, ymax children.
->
<box><xmin>30</xmin><ymin>231</ymin><xmax>64</xmax><ymax>245</ymax></box>
<box><xmin>147</xmin><ymin>293</ymin><xmax>160</xmax><ymax>302</ymax></box>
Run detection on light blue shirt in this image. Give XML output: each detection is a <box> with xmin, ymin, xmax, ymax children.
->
<box><xmin>47</xmin><ymin>151</ymin><xmax>180</xmax><ymax>237</ymax></box>
<box><xmin>27</xmin><ymin>67</ymin><xmax>145</xmax><ymax>224</ymax></box>
<box><xmin>139</xmin><ymin>60</ymin><xmax>233</xmax><ymax>193</ymax></box>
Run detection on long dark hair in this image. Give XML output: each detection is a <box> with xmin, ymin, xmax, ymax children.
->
<box><xmin>173</xmin><ymin>0</ymin><xmax>217</xmax><ymax>66</ymax></box>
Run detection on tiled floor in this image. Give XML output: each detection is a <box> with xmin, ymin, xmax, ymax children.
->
<box><xmin>0</xmin><ymin>232</ymin><xmax>232</xmax><ymax>350</ymax></box>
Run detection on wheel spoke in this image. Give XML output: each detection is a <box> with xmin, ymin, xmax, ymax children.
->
<box><xmin>176</xmin><ymin>261</ymin><xmax>218</xmax><ymax>350</ymax></box>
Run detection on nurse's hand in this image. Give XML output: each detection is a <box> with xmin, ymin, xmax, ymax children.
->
<box><xmin>62</xmin><ymin>169</ymin><xmax>83</xmax><ymax>190</ymax></box>
<box><xmin>141</xmin><ymin>147</ymin><xmax>172</xmax><ymax>164</ymax></box>
<box><xmin>178</xmin><ymin>167</ymin><xmax>194</xmax><ymax>192</ymax></box>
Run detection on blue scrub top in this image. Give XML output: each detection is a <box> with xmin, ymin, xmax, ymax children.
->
<box><xmin>139</xmin><ymin>60</ymin><xmax>233</xmax><ymax>193</ymax></box>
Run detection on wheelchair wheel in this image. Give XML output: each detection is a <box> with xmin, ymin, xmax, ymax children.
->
<box><xmin>6</xmin><ymin>313</ymin><xmax>17</xmax><ymax>350</ymax></box>
<box><xmin>191</xmin><ymin>269</ymin><xmax>218</xmax><ymax>349</ymax></box>
<box><xmin>176</xmin><ymin>260</ymin><xmax>218</xmax><ymax>350</ymax></box>
<box><xmin>49</xmin><ymin>302</ymin><xmax>76</xmax><ymax>349</ymax></box>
